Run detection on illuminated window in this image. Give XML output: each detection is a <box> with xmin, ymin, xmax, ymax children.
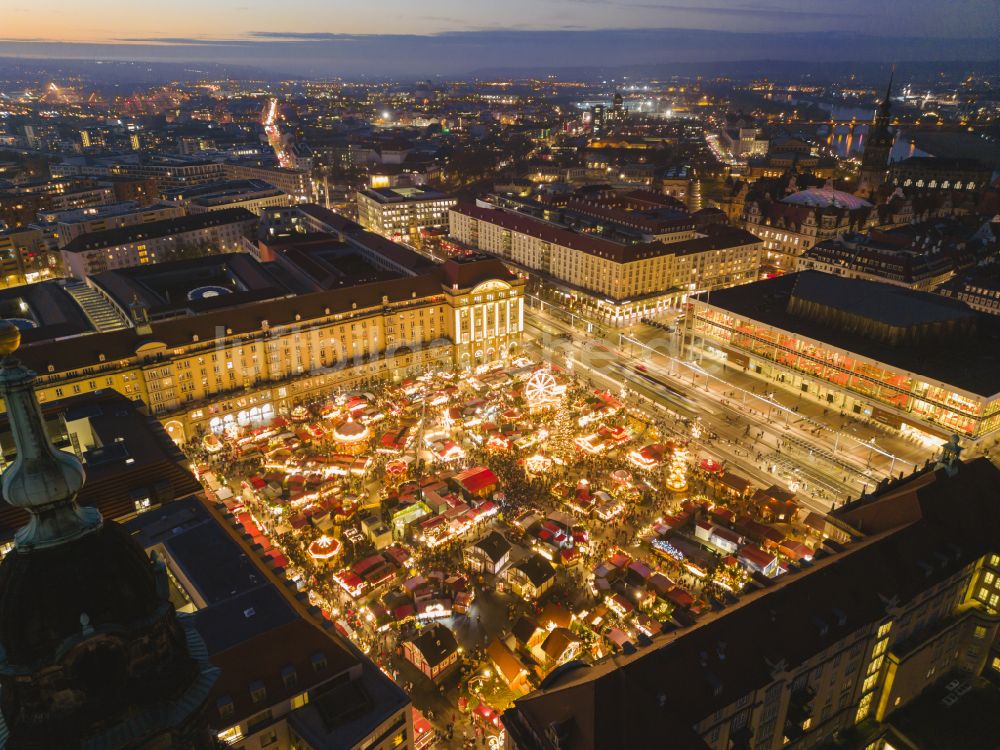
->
<box><xmin>216</xmin><ymin>726</ymin><xmax>243</xmax><ymax>745</ymax></box>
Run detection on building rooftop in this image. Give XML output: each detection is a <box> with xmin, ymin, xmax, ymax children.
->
<box><xmin>504</xmin><ymin>459</ymin><xmax>1000</xmax><ymax>750</ymax></box>
<box><xmin>89</xmin><ymin>252</ymin><xmax>290</xmax><ymax>319</ymax></box>
<box><xmin>696</xmin><ymin>271</ymin><xmax>1000</xmax><ymax>397</ymax></box>
<box><xmin>346</xmin><ymin>229</ymin><xmax>439</xmax><ymax>275</ymax></box>
<box><xmin>883</xmin><ymin>675</ymin><xmax>1000</xmax><ymax>750</ymax></box>
<box><xmin>470</xmin><ymin>531</ymin><xmax>512</xmax><ymax>564</ymax></box>
<box><xmin>408</xmin><ymin>622</ymin><xmax>458</xmax><ymax>669</ymax></box>
<box><xmin>164</xmin><ymin>179</ymin><xmax>288</xmax><ymax>208</ymax></box>
<box><xmin>789</xmin><ymin>270</ymin><xmax>974</xmax><ymax>329</ymax></box>
<box><xmin>124</xmin><ymin>497</ymin><xmax>386</xmax><ymax>734</ymax></box>
<box><xmin>453</xmin><ymin>203</ymin><xmax>757</xmax><ymax>264</ymax></box>
<box><xmin>13</xmin><ymin>269</ymin><xmax>448</xmax><ymax>376</ymax></box>
<box><xmin>270</xmin><ymin>235</ymin><xmax>404</xmax><ymax>291</ymax></box>
<box><xmin>296</xmin><ymin>203</ymin><xmax>364</xmax><ymax>235</ymax></box>
<box><xmin>0</xmin><ymin>389</ymin><xmax>202</xmax><ymax>539</ymax></box>
<box><xmin>61</xmin><ymin>207</ymin><xmax>256</xmax><ymax>254</ymax></box>
<box><xmin>362</xmin><ymin>186</ymin><xmax>452</xmax><ymax>204</ymax></box>
<box><xmin>0</xmin><ymin>279</ymin><xmax>94</xmax><ymax>343</ymax></box>
<box><xmin>288</xmin><ymin>658</ymin><xmax>410</xmax><ymax>750</ymax></box>
<box><xmin>782</xmin><ymin>188</ymin><xmax>871</xmax><ymax>210</ymax></box>
<box><xmin>513</xmin><ymin>553</ymin><xmax>557</xmax><ymax>588</ymax></box>
<box><xmin>440</xmin><ymin>253</ymin><xmax>517</xmax><ymax>290</ymax></box>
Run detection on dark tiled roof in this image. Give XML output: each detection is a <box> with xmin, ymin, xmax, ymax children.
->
<box><xmin>513</xmin><ymin>554</ymin><xmax>556</xmax><ymax>587</ymax></box>
<box><xmin>125</xmin><ymin>497</ymin><xmax>359</xmax><ymax>727</ymax></box>
<box><xmin>696</xmin><ymin>271</ymin><xmax>1000</xmax><ymax>396</ymax></box>
<box><xmin>470</xmin><ymin>531</ymin><xmax>512</xmax><ymax>564</ymax></box>
<box><xmin>62</xmin><ymin>207</ymin><xmax>256</xmax><ymax>253</ymax></box>
<box><xmin>408</xmin><ymin>623</ymin><xmax>458</xmax><ymax>668</ymax></box>
<box><xmin>440</xmin><ymin>255</ymin><xmax>516</xmax><ymax>290</ymax></box>
<box><xmin>0</xmin><ymin>390</ymin><xmax>202</xmax><ymax>538</ymax></box>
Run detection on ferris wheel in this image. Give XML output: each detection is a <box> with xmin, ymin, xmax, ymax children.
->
<box><xmin>525</xmin><ymin>368</ymin><xmax>561</xmax><ymax>407</ymax></box>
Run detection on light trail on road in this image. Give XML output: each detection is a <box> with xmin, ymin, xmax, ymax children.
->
<box><xmin>523</xmin><ymin>325</ymin><xmax>845</xmax><ymax>514</ymax></box>
<box><xmin>263</xmin><ymin>97</ymin><xmax>292</xmax><ymax>168</ymax></box>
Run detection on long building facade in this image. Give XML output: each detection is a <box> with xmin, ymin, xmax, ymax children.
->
<box><xmin>12</xmin><ymin>220</ymin><xmax>523</xmax><ymax>444</ymax></box>
<box><xmin>449</xmin><ymin>202</ymin><xmax>761</xmax><ymax>325</ymax></box>
<box><xmin>685</xmin><ymin>271</ymin><xmax>1000</xmax><ymax>444</ymax></box>
<box><xmin>59</xmin><ymin>207</ymin><xmax>258</xmax><ymax>278</ymax></box>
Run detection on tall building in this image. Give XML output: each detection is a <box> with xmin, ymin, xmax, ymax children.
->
<box><xmin>0</xmin><ymin>321</ymin><xmax>218</xmax><ymax>748</ymax></box>
<box><xmin>503</xmin><ymin>456</ymin><xmax>1000</xmax><ymax>750</ymax></box>
<box><xmin>608</xmin><ymin>92</ymin><xmax>626</xmax><ymax>126</ymax></box>
<box><xmin>355</xmin><ymin>186</ymin><xmax>456</xmax><ymax>246</ymax></box>
<box><xmin>857</xmin><ymin>75</ymin><xmax>895</xmax><ymax>198</ymax></box>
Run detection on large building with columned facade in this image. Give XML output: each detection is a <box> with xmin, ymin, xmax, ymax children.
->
<box><xmin>2</xmin><ymin>206</ymin><xmax>524</xmax><ymax>445</ymax></box>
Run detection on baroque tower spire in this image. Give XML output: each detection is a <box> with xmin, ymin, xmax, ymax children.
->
<box><xmin>0</xmin><ymin>319</ymin><xmax>218</xmax><ymax>748</ymax></box>
<box><xmin>0</xmin><ymin>322</ymin><xmax>100</xmax><ymax>549</ymax></box>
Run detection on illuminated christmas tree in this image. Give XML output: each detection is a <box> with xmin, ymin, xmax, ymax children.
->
<box><xmin>545</xmin><ymin>398</ymin><xmax>576</xmax><ymax>463</ymax></box>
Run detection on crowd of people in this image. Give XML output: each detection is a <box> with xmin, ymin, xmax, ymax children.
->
<box><xmin>179</xmin><ymin>366</ymin><xmax>775</xmax><ymax>748</ymax></box>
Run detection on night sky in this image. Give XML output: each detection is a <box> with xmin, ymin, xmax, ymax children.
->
<box><xmin>2</xmin><ymin>0</ymin><xmax>997</xmax><ymax>76</ymax></box>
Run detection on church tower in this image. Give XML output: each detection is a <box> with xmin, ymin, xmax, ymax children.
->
<box><xmin>857</xmin><ymin>72</ymin><xmax>895</xmax><ymax>198</ymax></box>
<box><xmin>0</xmin><ymin>321</ymin><xmax>218</xmax><ymax>749</ymax></box>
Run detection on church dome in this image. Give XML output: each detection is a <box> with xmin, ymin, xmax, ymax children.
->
<box><xmin>0</xmin><ymin>521</ymin><xmax>162</xmax><ymax>667</ymax></box>
<box><xmin>782</xmin><ymin>187</ymin><xmax>872</xmax><ymax>210</ymax></box>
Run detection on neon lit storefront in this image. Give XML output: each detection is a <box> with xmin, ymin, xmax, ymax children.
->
<box><xmin>688</xmin><ymin>302</ymin><xmax>1000</xmax><ymax>441</ymax></box>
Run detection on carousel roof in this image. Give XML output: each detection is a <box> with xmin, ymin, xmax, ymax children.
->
<box><xmin>333</xmin><ymin>419</ymin><xmax>369</xmax><ymax>439</ymax></box>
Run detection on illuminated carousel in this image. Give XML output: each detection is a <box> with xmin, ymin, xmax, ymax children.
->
<box><xmin>307</xmin><ymin>535</ymin><xmax>342</xmax><ymax>563</ymax></box>
<box><xmin>332</xmin><ymin>417</ymin><xmax>370</xmax><ymax>455</ymax></box>
<box><xmin>665</xmin><ymin>443</ymin><xmax>690</xmax><ymax>493</ymax></box>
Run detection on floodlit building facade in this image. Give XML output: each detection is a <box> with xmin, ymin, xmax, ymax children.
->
<box><xmin>11</xmin><ymin>219</ymin><xmax>523</xmax><ymax>444</ymax></box>
<box><xmin>356</xmin><ymin>186</ymin><xmax>457</xmax><ymax>245</ymax></box>
<box><xmin>685</xmin><ymin>271</ymin><xmax>1000</xmax><ymax>444</ymax></box>
<box><xmin>742</xmin><ymin>188</ymin><xmax>875</xmax><ymax>275</ymax></box>
<box><xmin>450</xmin><ymin>203</ymin><xmax>761</xmax><ymax>325</ymax></box>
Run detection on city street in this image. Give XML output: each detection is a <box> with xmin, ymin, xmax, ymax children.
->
<box><xmin>521</xmin><ymin>298</ymin><xmax>937</xmax><ymax>512</ymax></box>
